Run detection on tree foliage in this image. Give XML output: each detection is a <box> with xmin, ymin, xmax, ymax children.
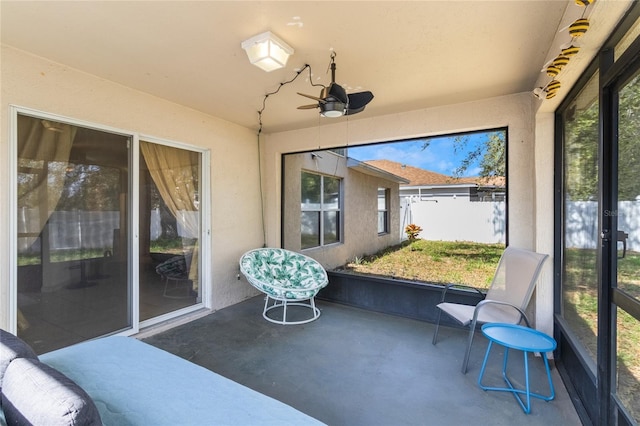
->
<box><xmin>564</xmin><ymin>96</ymin><xmax>599</xmax><ymax>202</ymax></box>
<box><xmin>618</xmin><ymin>72</ymin><xmax>640</xmax><ymax>201</ymax></box>
<box><xmin>565</xmin><ymin>71</ymin><xmax>640</xmax><ymax>202</ymax></box>
<box><xmin>420</xmin><ymin>131</ymin><xmax>506</xmax><ymax>179</ymax></box>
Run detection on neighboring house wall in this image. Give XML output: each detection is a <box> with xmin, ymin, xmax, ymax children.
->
<box><xmin>282</xmin><ymin>151</ymin><xmax>403</xmax><ymax>269</ymax></box>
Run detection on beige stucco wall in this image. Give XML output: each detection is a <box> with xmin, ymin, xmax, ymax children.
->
<box><xmin>0</xmin><ymin>45</ymin><xmax>556</xmax><ymax>335</ymax></box>
<box><xmin>282</xmin><ymin>151</ymin><xmax>402</xmax><ymax>269</ymax></box>
<box><xmin>0</xmin><ymin>46</ymin><xmax>265</xmax><ymax>331</ymax></box>
<box><xmin>264</xmin><ymin>92</ymin><xmax>556</xmax><ymax>332</ymax></box>
<box><xmin>534</xmin><ymin>112</ymin><xmax>556</xmax><ymax>337</ymax></box>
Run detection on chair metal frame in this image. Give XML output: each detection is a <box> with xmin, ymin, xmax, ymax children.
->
<box><xmin>431</xmin><ymin>246</ymin><xmax>549</xmax><ymax>374</ymax></box>
<box><xmin>155</xmin><ymin>254</ymin><xmax>194</xmax><ymax>299</ymax></box>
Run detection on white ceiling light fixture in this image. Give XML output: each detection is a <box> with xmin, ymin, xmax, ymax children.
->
<box><xmin>241</xmin><ymin>31</ymin><xmax>294</xmax><ymax>72</ymax></box>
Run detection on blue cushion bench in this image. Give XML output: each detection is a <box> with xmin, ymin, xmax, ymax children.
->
<box><xmin>1</xmin><ymin>331</ymin><xmax>324</xmax><ymax>425</ymax></box>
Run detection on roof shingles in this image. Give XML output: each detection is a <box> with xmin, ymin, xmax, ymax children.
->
<box><xmin>363</xmin><ymin>159</ymin><xmax>505</xmax><ymax>187</ymax></box>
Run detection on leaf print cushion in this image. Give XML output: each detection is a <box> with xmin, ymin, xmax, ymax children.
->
<box><xmin>239</xmin><ymin>248</ymin><xmax>328</xmax><ymax>300</ymax></box>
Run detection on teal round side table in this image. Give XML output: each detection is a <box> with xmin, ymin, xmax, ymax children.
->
<box><xmin>478</xmin><ymin>323</ymin><xmax>557</xmax><ymax>414</ymax></box>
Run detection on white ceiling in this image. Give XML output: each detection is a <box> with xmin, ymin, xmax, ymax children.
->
<box><xmin>0</xmin><ymin>1</ymin><xmax>623</xmax><ymax>133</ymax></box>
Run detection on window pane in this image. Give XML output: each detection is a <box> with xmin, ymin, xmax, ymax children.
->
<box><xmin>617</xmin><ymin>70</ymin><xmax>640</xmax><ymax>302</ymax></box>
<box><xmin>378</xmin><ymin>188</ymin><xmax>387</xmax><ymax>210</ymax></box>
<box><xmin>139</xmin><ymin>142</ymin><xmax>201</xmax><ymax>320</ymax></box>
<box><xmin>378</xmin><ymin>211</ymin><xmax>387</xmax><ymax>234</ymax></box>
<box><xmin>301</xmin><ymin>172</ymin><xmax>321</xmax><ymax>208</ymax></box>
<box><xmin>301</xmin><ymin>211</ymin><xmax>320</xmax><ymax>249</ymax></box>
<box><xmin>16</xmin><ymin>115</ymin><xmax>130</xmax><ymax>354</ymax></box>
<box><xmin>378</xmin><ymin>188</ymin><xmax>388</xmax><ymax>234</ymax></box>
<box><xmin>562</xmin><ymin>72</ymin><xmax>600</xmax><ymax>364</ymax></box>
<box><xmin>323</xmin><ymin>176</ymin><xmax>340</xmax><ymax>209</ymax></box>
<box><xmin>616</xmin><ymin>307</ymin><xmax>640</xmax><ymax>424</ymax></box>
<box><xmin>615</xmin><ymin>68</ymin><xmax>640</xmax><ymax>423</ymax></box>
<box><xmin>323</xmin><ymin>211</ymin><xmax>339</xmax><ymax>245</ymax></box>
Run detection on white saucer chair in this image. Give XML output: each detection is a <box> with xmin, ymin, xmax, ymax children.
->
<box><xmin>239</xmin><ymin>248</ymin><xmax>329</xmax><ymax>325</ymax></box>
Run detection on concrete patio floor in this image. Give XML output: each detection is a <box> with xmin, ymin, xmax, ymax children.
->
<box><xmin>142</xmin><ymin>296</ymin><xmax>582</xmax><ymax>426</ymax></box>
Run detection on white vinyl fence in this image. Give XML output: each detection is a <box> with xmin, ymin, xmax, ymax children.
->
<box><xmin>566</xmin><ymin>201</ymin><xmax>640</xmax><ymax>251</ymax></box>
<box><xmin>401</xmin><ymin>197</ymin><xmax>640</xmax><ymax>252</ymax></box>
<box><xmin>18</xmin><ymin>208</ymin><xmax>198</xmax><ymax>253</ymax></box>
<box><xmin>401</xmin><ymin>197</ymin><xmax>506</xmax><ymax>244</ymax></box>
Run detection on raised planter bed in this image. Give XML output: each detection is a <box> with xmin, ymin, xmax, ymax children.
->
<box><xmin>318</xmin><ymin>270</ymin><xmax>485</xmax><ymax>328</ymax></box>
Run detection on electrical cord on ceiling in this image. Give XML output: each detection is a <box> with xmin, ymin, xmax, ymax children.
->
<box><xmin>255</xmin><ymin>63</ymin><xmax>324</xmax><ymax>247</ymax></box>
<box><xmin>257</xmin><ymin>64</ymin><xmax>324</xmax><ymax>136</ymax></box>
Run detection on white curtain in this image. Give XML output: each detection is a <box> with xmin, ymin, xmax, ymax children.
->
<box><xmin>17</xmin><ymin>115</ymin><xmax>76</xmax><ymax>247</ymax></box>
<box><xmin>140</xmin><ymin>142</ymin><xmax>200</xmax><ymax>288</ymax></box>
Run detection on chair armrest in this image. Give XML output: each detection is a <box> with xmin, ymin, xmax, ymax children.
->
<box><xmin>438</xmin><ymin>283</ymin><xmax>486</xmax><ymax>304</ymax></box>
<box><xmin>472</xmin><ymin>299</ymin><xmax>531</xmax><ymax>327</ymax></box>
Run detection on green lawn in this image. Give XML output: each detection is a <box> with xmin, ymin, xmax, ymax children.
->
<box><xmin>340</xmin><ymin>239</ymin><xmax>504</xmax><ymax>289</ymax></box>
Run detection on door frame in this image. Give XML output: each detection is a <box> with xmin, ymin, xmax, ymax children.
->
<box><xmin>8</xmin><ymin>105</ymin><xmax>211</xmax><ymax>338</ymax></box>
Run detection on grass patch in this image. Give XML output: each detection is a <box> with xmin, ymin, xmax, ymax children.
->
<box><xmin>339</xmin><ymin>239</ymin><xmax>505</xmax><ymax>290</ymax></box>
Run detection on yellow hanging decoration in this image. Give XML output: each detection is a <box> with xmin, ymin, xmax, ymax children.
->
<box><xmin>561</xmin><ymin>45</ymin><xmax>580</xmax><ymax>57</ymax></box>
<box><xmin>569</xmin><ymin>19</ymin><xmax>590</xmax><ymax>37</ymax></box>
<box><xmin>553</xmin><ymin>55</ymin><xmax>570</xmax><ymax>69</ymax></box>
<box><xmin>546</xmin><ymin>65</ymin><xmax>561</xmax><ymax>77</ymax></box>
<box><xmin>535</xmin><ymin>0</ymin><xmax>594</xmax><ymax>101</ymax></box>
<box><xmin>546</xmin><ymin>80</ymin><xmax>561</xmax><ymax>95</ymax></box>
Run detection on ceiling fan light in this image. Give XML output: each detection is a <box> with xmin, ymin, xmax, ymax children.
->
<box><xmin>320</xmin><ymin>101</ymin><xmax>345</xmax><ymax>118</ymax></box>
<box><xmin>241</xmin><ymin>31</ymin><xmax>294</xmax><ymax>72</ymax></box>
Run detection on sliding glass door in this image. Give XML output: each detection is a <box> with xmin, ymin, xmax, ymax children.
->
<box><xmin>561</xmin><ymin>72</ymin><xmax>600</xmax><ymax>368</ymax></box>
<box><xmin>139</xmin><ymin>140</ymin><xmax>202</xmax><ymax>321</ymax></box>
<box><xmin>612</xmin><ymin>67</ymin><xmax>640</xmax><ymax>424</ymax></box>
<box><xmin>14</xmin><ymin>112</ymin><xmax>206</xmax><ymax>354</ymax></box>
<box><xmin>557</xmin><ymin>11</ymin><xmax>640</xmax><ymax>424</ymax></box>
<box><xmin>16</xmin><ymin>114</ymin><xmax>131</xmax><ymax>354</ymax></box>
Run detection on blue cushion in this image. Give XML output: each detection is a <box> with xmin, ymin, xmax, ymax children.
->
<box><xmin>0</xmin><ymin>329</ymin><xmax>38</xmax><ymax>394</ymax></box>
<box><xmin>1</xmin><ymin>358</ymin><xmax>101</xmax><ymax>426</ymax></box>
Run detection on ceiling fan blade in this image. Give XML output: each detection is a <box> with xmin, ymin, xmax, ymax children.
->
<box><xmin>297</xmin><ymin>92</ymin><xmax>326</xmax><ymax>103</ymax></box>
<box><xmin>345</xmin><ymin>106</ymin><xmax>365</xmax><ymax>115</ymax></box>
<box><xmin>297</xmin><ymin>104</ymin><xmax>319</xmax><ymax>110</ymax></box>
<box><xmin>347</xmin><ymin>91</ymin><xmax>374</xmax><ymax>113</ymax></box>
<box><xmin>327</xmin><ymin>83</ymin><xmax>348</xmax><ymax>104</ymax></box>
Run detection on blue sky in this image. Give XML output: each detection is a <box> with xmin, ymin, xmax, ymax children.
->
<box><xmin>347</xmin><ymin>132</ymin><xmax>494</xmax><ymax>177</ymax></box>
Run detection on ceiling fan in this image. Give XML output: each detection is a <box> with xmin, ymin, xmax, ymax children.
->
<box><xmin>297</xmin><ymin>52</ymin><xmax>374</xmax><ymax>118</ymax></box>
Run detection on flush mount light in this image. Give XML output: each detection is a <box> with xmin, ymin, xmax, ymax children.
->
<box><xmin>241</xmin><ymin>31</ymin><xmax>294</xmax><ymax>72</ymax></box>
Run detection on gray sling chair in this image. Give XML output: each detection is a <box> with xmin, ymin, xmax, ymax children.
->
<box><xmin>432</xmin><ymin>246</ymin><xmax>549</xmax><ymax>374</ymax></box>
